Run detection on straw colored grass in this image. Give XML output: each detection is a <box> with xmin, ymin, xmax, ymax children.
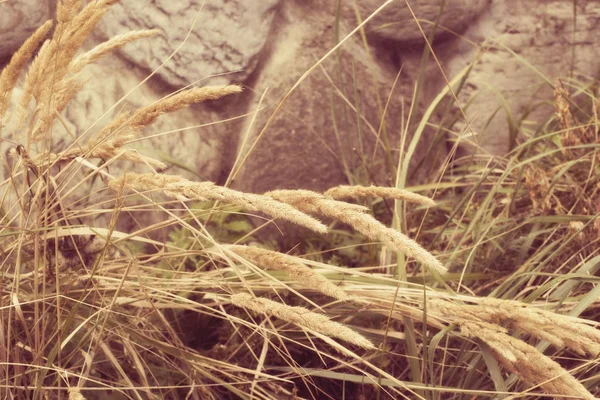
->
<box><xmin>267</xmin><ymin>189</ymin><xmax>447</xmax><ymax>275</ymax></box>
<box><xmin>20</xmin><ymin>0</ymin><xmax>121</xmax><ymax>139</ymax></box>
<box><xmin>431</xmin><ymin>298</ymin><xmax>600</xmax><ymax>357</ymax></box>
<box><xmin>231</xmin><ymin>293</ymin><xmax>374</xmax><ymax>350</ymax></box>
<box><xmin>226</xmin><ymin>245</ymin><xmax>349</xmax><ymax>301</ymax></box>
<box><xmin>109</xmin><ymin>173</ymin><xmax>328</xmax><ymax>233</ymax></box>
<box><xmin>70</xmin><ymin>29</ymin><xmax>160</xmax><ymax>74</ymax></box>
<box><xmin>0</xmin><ymin>0</ymin><xmax>598</xmax><ymax>398</ymax></box>
<box><xmin>459</xmin><ymin>321</ymin><xmax>595</xmax><ymax>399</ymax></box>
<box><xmin>325</xmin><ymin>185</ymin><xmax>436</xmax><ymax>207</ymax></box>
<box><xmin>34</xmin><ymin>85</ymin><xmax>242</xmax><ymax>169</ymax></box>
<box><xmin>0</xmin><ymin>20</ymin><xmax>53</xmax><ymax>121</ymax></box>
<box><xmin>93</xmin><ymin>84</ymin><xmax>243</xmax><ymax>144</ymax></box>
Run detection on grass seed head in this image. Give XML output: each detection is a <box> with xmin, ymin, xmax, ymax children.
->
<box><xmin>228</xmin><ymin>245</ymin><xmax>349</xmax><ymax>301</ymax></box>
<box><xmin>460</xmin><ymin>320</ymin><xmax>595</xmax><ymax>399</ymax></box>
<box><xmin>231</xmin><ymin>293</ymin><xmax>375</xmax><ymax>350</ymax></box>
<box><xmin>325</xmin><ymin>185</ymin><xmax>436</xmax><ymax>207</ymax></box>
<box><xmin>268</xmin><ymin>189</ymin><xmax>447</xmax><ymax>275</ymax></box>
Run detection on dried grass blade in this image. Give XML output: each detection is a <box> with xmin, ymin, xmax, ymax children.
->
<box><xmin>325</xmin><ymin>185</ymin><xmax>436</xmax><ymax>207</ymax></box>
<box><xmin>109</xmin><ymin>173</ymin><xmax>328</xmax><ymax>233</ymax></box>
<box><xmin>228</xmin><ymin>245</ymin><xmax>349</xmax><ymax>300</ymax></box>
<box><xmin>267</xmin><ymin>189</ymin><xmax>446</xmax><ymax>274</ymax></box>
<box><xmin>231</xmin><ymin>293</ymin><xmax>375</xmax><ymax>350</ymax></box>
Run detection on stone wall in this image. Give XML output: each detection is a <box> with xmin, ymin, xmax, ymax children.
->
<box><xmin>1</xmin><ymin>0</ymin><xmax>599</xmax><ymax>194</ymax></box>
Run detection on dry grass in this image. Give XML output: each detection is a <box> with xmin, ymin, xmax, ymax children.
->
<box><xmin>231</xmin><ymin>293</ymin><xmax>374</xmax><ymax>350</ymax></box>
<box><xmin>458</xmin><ymin>321</ymin><xmax>595</xmax><ymax>399</ymax></box>
<box><xmin>225</xmin><ymin>245</ymin><xmax>349</xmax><ymax>301</ymax></box>
<box><xmin>109</xmin><ymin>172</ymin><xmax>328</xmax><ymax>233</ymax></box>
<box><xmin>0</xmin><ymin>0</ymin><xmax>598</xmax><ymax>399</ymax></box>
<box><xmin>431</xmin><ymin>297</ymin><xmax>600</xmax><ymax>357</ymax></box>
<box><xmin>325</xmin><ymin>184</ymin><xmax>437</xmax><ymax>207</ymax></box>
<box><xmin>267</xmin><ymin>189</ymin><xmax>447</xmax><ymax>275</ymax></box>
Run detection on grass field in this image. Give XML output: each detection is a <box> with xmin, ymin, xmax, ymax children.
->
<box><xmin>0</xmin><ymin>1</ymin><xmax>598</xmax><ymax>399</ymax></box>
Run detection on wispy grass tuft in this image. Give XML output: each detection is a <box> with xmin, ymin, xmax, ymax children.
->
<box><xmin>267</xmin><ymin>189</ymin><xmax>447</xmax><ymax>275</ymax></box>
<box><xmin>0</xmin><ymin>0</ymin><xmax>598</xmax><ymax>398</ymax></box>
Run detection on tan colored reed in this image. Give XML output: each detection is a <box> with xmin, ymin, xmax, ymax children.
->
<box><xmin>109</xmin><ymin>173</ymin><xmax>328</xmax><ymax>234</ymax></box>
<box><xmin>20</xmin><ymin>0</ymin><xmax>122</xmax><ymax>140</ymax></box>
<box><xmin>266</xmin><ymin>189</ymin><xmax>447</xmax><ymax>275</ymax></box>
<box><xmin>227</xmin><ymin>245</ymin><xmax>348</xmax><ymax>301</ymax></box>
<box><xmin>231</xmin><ymin>293</ymin><xmax>374</xmax><ymax>350</ymax></box>
<box><xmin>0</xmin><ymin>20</ymin><xmax>53</xmax><ymax>121</ymax></box>
<box><xmin>70</xmin><ymin>30</ymin><xmax>160</xmax><ymax>74</ymax></box>
<box><xmin>430</xmin><ymin>298</ymin><xmax>600</xmax><ymax>357</ymax></box>
<box><xmin>459</xmin><ymin>320</ymin><xmax>594</xmax><ymax>399</ymax></box>
<box><xmin>325</xmin><ymin>185</ymin><xmax>436</xmax><ymax>207</ymax></box>
<box><xmin>94</xmin><ymin>85</ymin><xmax>242</xmax><ymax>143</ymax></box>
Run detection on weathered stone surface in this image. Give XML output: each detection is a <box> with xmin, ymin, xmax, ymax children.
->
<box><xmin>441</xmin><ymin>0</ymin><xmax>600</xmax><ymax>155</ymax></box>
<box><xmin>230</xmin><ymin>1</ymin><xmax>439</xmax><ymax>194</ymax></box>
<box><xmin>2</xmin><ymin>0</ymin><xmax>600</xmax><ymax>200</ymax></box>
<box><xmin>0</xmin><ymin>1</ymin><xmax>53</xmax><ymax>61</ymax></box>
<box><xmin>341</xmin><ymin>0</ymin><xmax>489</xmax><ymax>43</ymax></box>
<box><xmin>95</xmin><ymin>0</ymin><xmax>281</xmax><ymax>87</ymax></box>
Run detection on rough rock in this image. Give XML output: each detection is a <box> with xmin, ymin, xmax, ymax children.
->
<box><xmin>95</xmin><ymin>0</ymin><xmax>281</xmax><ymax>87</ymax></box>
<box><xmin>341</xmin><ymin>0</ymin><xmax>489</xmax><ymax>43</ymax></box>
<box><xmin>230</xmin><ymin>1</ymin><xmax>440</xmax><ymax>194</ymax></box>
<box><xmin>441</xmin><ymin>0</ymin><xmax>600</xmax><ymax>155</ymax></box>
<box><xmin>0</xmin><ymin>0</ymin><xmax>53</xmax><ymax>61</ymax></box>
<box><xmin>2</xmin><ymin>0</ymin><xmax>600</xmax><ymax>199</ymax></box>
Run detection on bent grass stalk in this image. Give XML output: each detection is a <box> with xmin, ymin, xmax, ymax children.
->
<box><xmin>231</xmin><ymin>293</ymin><xmax>375</xmax><ymax>350</ymax></box>
<box><xmin>325</xmin><ymin>184</ymin><xmax>436</xmax><ymax>207</ymax></box>
<box><xmin>0</xmin><ymin>0</ymin><xmax>598</xmax><ymax>398</ymax></box>
<box><xmin>109</xmin><ymin>173</ymin><xmax>328</xmax><ymax>234</ymax></box>
<box><xmin>459</xmin><ymin>321</ymin><xmax>595</xmax><ymax>399</ymax></box>
<box><xmin>267</xmin><ymin>189</ymin><xmax>447</xmax><ymax>275</ymax></box>
<box><xmin>227</xmin><ymin>245</ymin><xmax>349</xmax><ymax>301</ymax></box>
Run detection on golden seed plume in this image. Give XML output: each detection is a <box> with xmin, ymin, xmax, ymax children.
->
<box><xmin>110</xmin><ymin>173</ymin><xmax>328</xmax><ymax>234</ymax></box>
<box><xmin>227</xmin><ymin>245</ymin><xmax>349</xmax><ymax>301</ymax></box>
<box><xmin>267</xmin><ymin>190</ymin><xmax>447</xmax><ymax>275</ymax></box>
<box><xmin>19</xmin><ymin>0</ymin><xmax>123</xmax><ymax>140</ymax></box>
<box><xmin>32</xmin><ymin>85</ymin><xmax>241</xmax><ymax>169</ymax></box>
<box><xmin>231</xmin><ymin>293</ymin><xmax>375</xmax><ymax>350</ymax></box>
<box><xmin>70</xmin><ymin>30</ymin><xmax>161</xmax><ymax>74</ymax></box>
<box><xmin>325</xmin><ymin>185</ymin><xmax>436</xmax><ymax>207</ymax></box>
<box><xmin>430</xmin><ymin>298</ymin><xmax>600</xmax><ymax>357</ymax></box>
<box><xmin>0</xmin><ymin>20</ymin><xmax>53</xmax><ymax>122</ymax></box>
<box><xmin>55</xmin><ymin>85</ymin><xmax>243</xmax><ymax>166</ymax></box>
<box><xmin>94</xmin><ymin>85</ymin><xmax>243</xmax><ymax>142</ymax></box>
<box><xmin>459</xmin><ymin>321</ymin><xmax>595</xmax><ymax>399</ymax></box>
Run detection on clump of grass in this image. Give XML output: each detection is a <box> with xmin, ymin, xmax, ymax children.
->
<box><xmin>0</xmin><ymin>0</ymin><xmax>599</xmax><ymax>399</ymax></box>
<box><xmin>458</xmin><ymin>320</ymin><xmax>595</xmax><ymax>399</ymax></box>
<box><xmin>109</xmin><ymin>172</ymin><xmax>328</xmax><ymax>234</ymax></box>
<box><xmin>225</xmin><ymin>245</ymin><xmax>350</xmax><ymax>301</ymax></box>
<box><xmin>267</xmin><ymin>189</ymin><xmax>447</xmax><ymax>275</ymax></box>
